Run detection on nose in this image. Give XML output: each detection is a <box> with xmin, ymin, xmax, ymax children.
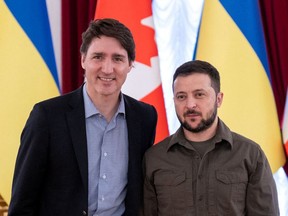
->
<box><xmin>102</xmin><ymin>59</ymin><xmax>113</xmax><ymax>74</ymax></box>
<box><xmin>186</xmin><ymin>97</ymin><xmax>197</xmax><ymax>109</ymax></box>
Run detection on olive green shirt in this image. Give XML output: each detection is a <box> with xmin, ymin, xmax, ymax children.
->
<box><xmin>143</xmin><ymin>118</ymin><xmax>279</xmax><ymax>216</ymax></box>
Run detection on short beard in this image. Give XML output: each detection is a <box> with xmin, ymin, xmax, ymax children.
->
<box><xmin>179</xmin><ymin>106</ymin><xmax>217</xmax><ymax>133</ymax></box>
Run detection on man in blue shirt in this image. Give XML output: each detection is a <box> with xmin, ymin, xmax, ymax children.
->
<box><xmin>9</xmin><ymin>18</ymin><xmax>157</xmax><ymax>216</ymax></box>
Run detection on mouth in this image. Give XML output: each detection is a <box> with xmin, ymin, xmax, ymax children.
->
<box><xmin>98</xmin><ymin>77</ymin><xmax>115</xmax><ymax>82</ymax></box>
<box><xmin>184</xmin><ymin>111</ymin><xmax>201</xmax><ymax>117</ymax></box>
<box><xmin>186</xmin><ymin>114</ymin><xmax>201</xmax><ymax>121</ymax></box>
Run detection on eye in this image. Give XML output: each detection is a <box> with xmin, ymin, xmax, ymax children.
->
<box><xmin>176</xmin><ymin>94</ymin><xmax>187</xmax><ymax>101</ymax></box>
<box><xmin>113</xmin><ymin>56</ymin><xmax>124</xmax><ymax>62</ymax></box>
<box><xmin>115</xmin><ymin>57</ymin><xmax>122</xmax><ymax>61</ymax></box>
<box><xmin>195</xmin><ymin>92</ymin><xmax>205</xmax><ymax>98</ymax></box>
<box><xmin>92</xmin><ymin>54</ymin><xmax>102</xmax><ymax>60</ymax></box>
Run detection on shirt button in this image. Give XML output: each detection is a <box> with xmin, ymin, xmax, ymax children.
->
<box><xmin>102</xmin><ymin>174</ymin><xmax>106</xmax><ymax>179</ymax></box>
<box><xmin>82</xmin><ymin>210</ymin><xmax>87</xmax><ymax>215</ymax></box>
<box><xmin>104</xmin><ymin>152</ymin><xmax>108</xmax><ymax>157</ymax></box>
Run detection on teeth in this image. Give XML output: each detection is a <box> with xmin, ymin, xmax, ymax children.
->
<box><xmin>100</xmin><ymin>77</ymin><xmax>114</xmax><ymax>81</ymax></box>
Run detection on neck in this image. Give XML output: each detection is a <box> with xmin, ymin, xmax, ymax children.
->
<box><xmin>91</xmin><ymin>93</ymin><xmax>120</xmax><ymax>122</ymax></box>
<box><xmin>183</xmin><ymin>117</ymin><xmax>218</xmax><ymax>142</ymax></box>
<box><xmin>85</xmin><ymin>83</ymin><xmax>121</xmax><ymax>122</ymax></box>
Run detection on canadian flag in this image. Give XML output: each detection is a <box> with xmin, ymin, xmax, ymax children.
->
<box><xmin>95</xmin><ymin>0</ymin><xmax>169</xmax><ymax>143</ymax></box>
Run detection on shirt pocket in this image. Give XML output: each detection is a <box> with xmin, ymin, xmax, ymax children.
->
<box><xmin>215</xmin><ymin>171</ymin><xmax>248</xmax><ymax>213</ymax></box>
<box><xmin>154</xmin><ymin>171</ymin><xmax>190</xmax><ymax>215</ymax></box>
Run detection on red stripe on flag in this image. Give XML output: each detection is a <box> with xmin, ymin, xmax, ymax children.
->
<box><xmin>141</xmin><ymin>85</ymin><xmax>169</xmax><ymax>143</ymax></box>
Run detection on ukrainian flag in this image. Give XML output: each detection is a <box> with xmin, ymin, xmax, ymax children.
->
<box><xmin>195</xmin><ymin>0</ymin><xmax>286</xmax><ymax>173</ymax></box>
<box><xmin>0</xmin><ymin>0</ymin><xmax>59</xmax><ymax>204</ymax></box>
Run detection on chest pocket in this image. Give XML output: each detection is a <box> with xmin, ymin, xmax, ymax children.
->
<box><xmin>215</xmin><ymin>171</ymin><xmax>248</xmax><ymax>213</ymax></box>
<box><xmin>154</xmin><ymin>171</ymin><xmax>185</xmax><ymax>186</ymax></box>
<box><xmin>154</xmin><ymin>171</ymin><xmax>192</xmax><ymax>215</ymax></box>
<box><xmin>216</xmin><ymin>171</ymin><xmax>248</xmax><ymax>184</ymax></box>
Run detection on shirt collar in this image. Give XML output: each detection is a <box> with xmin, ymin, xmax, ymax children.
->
<box><xmin>214</xmin><ymin>118</ymin><xmax>233</xmax><ymax>147</ymax></box>
<box><xmin>117</xmin><ymin>94</ymin><xmax>126</xmax><ymax>116</ymax></box>
<box><xmin>166</xmin><ymin>118</ymin><xmax>233</xmax><ymax>152</ymax></box>
<box><xmin>83</xmin><ymin>83</ymin><xmax>126</xmax><ymax>119</ymax></box>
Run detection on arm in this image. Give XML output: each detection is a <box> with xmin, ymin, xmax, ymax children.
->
<box><xmin>143</xmin><ymin>154</ymin><xmax>158</xmax><ymax>216</ymax></box>
<box><xmin>8</xmin><ymin>104</ymin><xmax>49</xmax><ymax>215</ymax></box>
<box><xmin>245</xmin><ymin>147</ymin><xmax>279</xmax><ymax>216</ymax></box>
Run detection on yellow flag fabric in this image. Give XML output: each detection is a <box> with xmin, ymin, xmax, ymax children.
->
<box><xmin>195</xmin><ymin>0</ymin><xmax>285</xmax><ymax>172</ymax></box>
<box><xmin>0</xmin><ymin>1</ymin><xmax>59</xmax><ymax>203</ymax></box>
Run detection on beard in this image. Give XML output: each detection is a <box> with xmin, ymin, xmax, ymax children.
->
<box><xmin>177</xmin><ymin>104</ymin><xmax>218</xmax><ymax>133</ymax></box>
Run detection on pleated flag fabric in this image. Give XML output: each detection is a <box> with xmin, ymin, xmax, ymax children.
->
<box><xmin>152</xmin><ymin>0</ymin><xmax>204</xmax><ymax>134</ymax></box>
<box><xmin>276</xmin><ymin>90</ymin><xmax>288</xmax><ymax>215</ymax></box>
<box><xmin>95</xmin><ymin>0</ymin><xmax>169</xmax><ymax>143</ymax></box>
<box><xmin>283</xmin><ymin>90</ymin><xmax>288</xmax><ymax>155</ymax></box>
<box><xmin>196</xmin><ymin>0</ymin><xmax>285</xmax><ymax>173</ymax></box>
<box><xmin>0</xmin><ymin>0</ymin><xmax>59</xmax><ymax>203</ymax></box>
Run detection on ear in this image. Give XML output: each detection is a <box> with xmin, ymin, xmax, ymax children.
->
<box><xmin>81</xmin><ymin>54</ymin><xmax>86</xmax><ymax>69</ymax></box>
<box><xmin>128</xmin><ymin>62</ymin><xmax>134</xmax><ymax>73</ymax></box>
<box><xmin>216</xmin><ymin>92</ymin><xmax>224</xmax><ymax>108</ymax></box>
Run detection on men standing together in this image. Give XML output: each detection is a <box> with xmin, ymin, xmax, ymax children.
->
<box><xmin>8</xmin><ymin>16</ymin><xmax>279</xmax><ymax>215</ymax></box>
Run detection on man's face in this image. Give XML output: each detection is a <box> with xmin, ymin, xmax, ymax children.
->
<box><xmin>81</xmin><ymin>36</ymin><xmax>132</xmax><ymax>98</ymax></box>
<box><xmin>173</xmin><ymin>73</ymin><xmax>223</xmax><ymax>133</ymax></box>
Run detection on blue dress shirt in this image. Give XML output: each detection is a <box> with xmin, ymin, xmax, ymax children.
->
<box><xmin>83</xmin><ymin>84</ymin><xmax>128</xmax><ymax>216</ymax></box>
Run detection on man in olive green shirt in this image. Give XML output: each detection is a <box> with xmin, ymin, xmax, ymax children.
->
<box><xmin>143</xmin><ymin>60</ymin><xmax>279</xmax><ymax>216</ymax></box>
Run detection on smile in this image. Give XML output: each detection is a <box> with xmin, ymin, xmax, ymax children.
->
<box><xmin>99</xmin><ymin>77</ymin><xmax>115</xmax><ymax>81</ymax></box>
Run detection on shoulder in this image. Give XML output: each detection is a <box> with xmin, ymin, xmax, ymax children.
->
<box><xmin>123</xmin><ymin>94</ymin><xmax>157</xmax><ymax>117</ymax></box>
<box><xmin>231</xmin><ymin>131</ymin><xmax>261</xmax><ymax>150</ymax></box>
<box><xmin>124</xmin><ymin>94</ymin><xmax>155</xmax><ymax>109</ymax></box>
<box><xmin>28</xmin><ymin>87</ymin><xmax>83</xmax><ymax>121</ymax></box>
<box><xmin>35</xmin><ymin>87</ymin><xmax>82</xmax><ymax>110</ymax></box>
<box><xmin>229</xmin><ymin>131</ymin><xmax>267</xmax><ymax>167</ymax></box>
<box><xmin>143</xmin><ymin>135</ymin><xmax>174</xmax><ymax>174</ymax></box>
<box><xmin>145</xmin><ymin>135</ymin><xmax>173</xmax><ymax>157</ymax></box>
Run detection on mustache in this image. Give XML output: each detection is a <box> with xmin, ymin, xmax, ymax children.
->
<box><xmin>184</xmin><ymin>110</ymin><xmax>201</xmax><ymax>116</ymax></box>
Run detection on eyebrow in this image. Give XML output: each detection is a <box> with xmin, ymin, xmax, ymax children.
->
<box><xmin>112</xmin><ymin>53</ymin><xmax>127</xmax><ymax>58</ymax></box>
<box><xmin>90</xmin><ymin>52</ymin><xmax>103</xmax><ymax>56</ymax></box>
<box><xmin>91</xmin><ymin>52</ymin><xmax>127</xmax><ymax>58</ymax></box>
<box><xmin>193</xmin><ymin>89</ymin><xmax>206</xmax><ymax>92</ymax></box>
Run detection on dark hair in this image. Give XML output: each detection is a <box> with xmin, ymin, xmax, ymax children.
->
<box><xmin>80</xmin><ymin>18</ymin><xmax>135</xmax><ymax>63</ymax></box>
<box><xmin>172</xmin><ymin>60</ymin><xmax>221</xmax><ymax>93</ymax></box>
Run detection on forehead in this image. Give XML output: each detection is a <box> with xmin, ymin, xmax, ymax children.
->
<box><xmin>174</xmin><ymin>73</ymin><xmax>212</xmax><ymax>92</ymax></box>
<box><xmin>86</xmin><ymin>36</ymin><xmax>127</xmax><ymax>56</ymax></box>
